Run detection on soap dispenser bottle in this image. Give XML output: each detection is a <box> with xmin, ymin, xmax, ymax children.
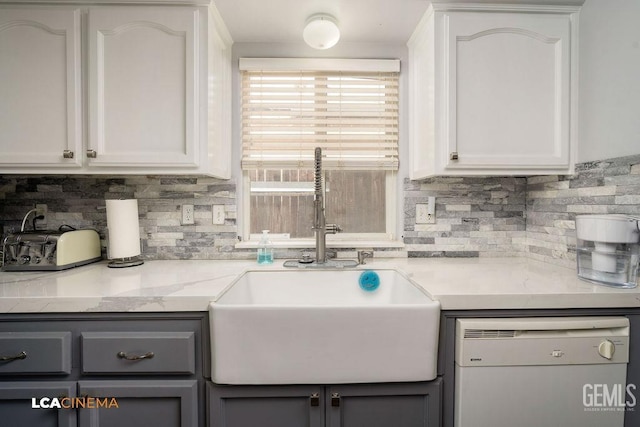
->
<box><xmin>257</xmin><ymin>230</ymin><xmax>274</xmax><ymax>264</ymax></box>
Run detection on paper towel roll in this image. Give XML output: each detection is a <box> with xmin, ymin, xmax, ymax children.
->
<box><xmin>106</xmin><ymin>199</ymin><xmax>142</xmax><ymax>259</ymax></box>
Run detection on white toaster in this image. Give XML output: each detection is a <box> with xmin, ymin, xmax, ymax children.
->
<box><xmin>2</xmin><ymin>229</ymin><xmax>102</xmax><ymax>271</ymax></box>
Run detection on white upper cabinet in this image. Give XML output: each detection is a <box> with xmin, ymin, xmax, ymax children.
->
<box><xmin>408</xmin><ymin>2</ymin><xmax>582</xmax><ymax>178</ymax></box>
<box><xmin>0</xmin><ymin>1</ymin><xmax>232</xmax><ymax>177</ymax></box>
<box><xmin>87</xmin><ymin>7</ymin><xmax>200</xmax><ymax>168</ymax></box>
<box><xmin>0</xmin><ymin>8</ymin><xmax>82</xmax><ymax>168</ymax></box>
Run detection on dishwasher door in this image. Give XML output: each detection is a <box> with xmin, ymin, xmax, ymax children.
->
<box><xmin>455</xmin><ymin>317</ymin><xmax>630</xmax><ymax>427</ymax></box>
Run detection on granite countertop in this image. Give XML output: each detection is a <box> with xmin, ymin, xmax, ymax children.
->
<box><xmin>0</xmin><ymin>258</ymin><xmax>639</xmax><ymax>313</ymax></box>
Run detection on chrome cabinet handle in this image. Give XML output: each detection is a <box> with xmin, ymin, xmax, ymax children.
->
<box><xmin>0</xmin><ymin>351</ymin><xmax>27</xmax><ymax>362</ymax></box>
<box><xmin>86</xmin><ymin>150</ymin><xmax>97</xmax><ymax>159</ymax></box>
<box><xmin>450</xmin><ymin>152</ymin><xmax>459</xmax><ymax>161</ymax></box>
<box><xmin>117</xmin><ymin>351</ymin><xmax>154</xmax><ymax>361</ymax></box>
<box><xmin>62</xmin><ymin>150</ymin><xmax>74</xmax><ymax>159</ymax></box>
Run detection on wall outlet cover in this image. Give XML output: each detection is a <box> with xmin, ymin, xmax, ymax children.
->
<box><xmin>427</xmin><ymin>196</ymin><xmax>436</xmax><ymax>224</ymax></box>
<box><xmin>416</xmin><ymin>198</ymin><xmax>436</xmax><ymax>224</ymax></box>
<box><xmin>416</xmin><ymin>204</ymin><xmax>429</xmax><ymax>224</ymax></box>
<box><xmin>182</xmin><ymin>204</ymin><xmax>195</xmax><ymax>225</ymax></box>
<box><xmin>35</xmin><ymin>204</ymin><xmax>47</xmax><ymax>217</ymax></box>
<box><xmin>212</xmin><ymin>205</ymin><xmax>225</xmax><ymax>225</ymax></box>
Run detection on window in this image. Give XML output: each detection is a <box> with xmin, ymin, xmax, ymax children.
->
<box><xmin>240</xmin><ymin>58</ymin><xmax>399</xmax><ymax>243</ymax></box>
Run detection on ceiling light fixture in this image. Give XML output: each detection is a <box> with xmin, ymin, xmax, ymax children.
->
<box><xmin>303</xmin><ymin>14</ymin><xmax>340</xmax><ymax>50</ymax></box>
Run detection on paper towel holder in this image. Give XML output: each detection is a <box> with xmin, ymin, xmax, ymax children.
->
<box><xmin>108</xmin><ymin>256</ymin><xmax>144</xmax><ymax>268</ymax></box>
<box><xmin>105</xmin><ymin>199</ymin><xmax>145</xmax><ymax>268</ymax></box>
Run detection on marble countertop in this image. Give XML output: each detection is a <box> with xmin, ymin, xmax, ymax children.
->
<box><xmin>0</xmin><ymin>257</ymin><xmax>639</xmax><ymax>313</ymax></box>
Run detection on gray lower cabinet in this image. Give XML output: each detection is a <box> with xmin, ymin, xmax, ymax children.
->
<box><xmin>327</xmin><ymin>381</ymin><xmax>442</xmax><ymax>427</ymax></box>
<box><xmin>78</xmin><ymin>380</ymin><xmax>198</xmax><ymax>427</ymax></box>
<box><xmin>208</xmin><ymin>384</ymin><xmax>324</xmax><ymax>427</ymax></box>
<box><xmin>0</xmin><ymin>381</ymin><xmax>77</xmax><ymax>427</ymax></box>
<box><xmin>0</xmin><ymin>312</ymin><xmax>208</xmax><ymax>427</ymax></box>
<box><xmin>208</xmin><ymin>380</ymin><xmax>442</xmax><ymax>427</ymax></box>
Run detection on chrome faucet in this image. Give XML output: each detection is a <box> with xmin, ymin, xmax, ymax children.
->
<box><xmin>313</xmin><ymin>147</ymin><xmax>341</xmax><ymax>263</ymax></box>
<box><xmin>282</xmin><ymin>148</ymin><xmax>358</xmax><ymax>268</ymax></box>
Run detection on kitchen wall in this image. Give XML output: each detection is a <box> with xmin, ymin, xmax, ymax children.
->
<box><xmin>578</xmin><ymin>0</ymin><xmax>640</xmax><ymax>162</ymax></box>
<box><xmin>402</xmin><ymin>153</ymin><xmax>640</xmax><ymax>262</ymax></box>
<box><xmin>526</xmin><ymin>153</ymin><xmax>640</xmax><ymax>268</ymax></box>
<box><xmin>1</xmin><ymin>154</ymin><xmax>639</xmax><ymax>263</ymax></box>
<box><xmin>403</xmin><ymin>177</ymin><xmax>527</xmax><ymax>258</ymax></box>
<box><xmin>2</xmin><ymin>0</ymin><xmax>640</xmax><ymax>264</ymax></box>
<box><xmin>0</xmin><ymin>175</ymin><xmax>248</xmax><ymax>260</ymax></box>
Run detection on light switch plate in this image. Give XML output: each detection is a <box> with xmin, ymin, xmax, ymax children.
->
<box><xmin>416</xmin><ymin>204</ymin><xmax>429</xmax><ymax>224</ymax></box>
<box><xmin>212</xmin><ymin>205</ymin><xmax>225</xmax><ymax>225</ymax></box>
<box><xmin>416</xmin><ymin>198</ymin><xmax>436</xmax><ymax>224</ymax></box>
<box><xmin>427</xmin><ymin>196</ymin><xmax>436</xmax><ymax>224</ymax></box>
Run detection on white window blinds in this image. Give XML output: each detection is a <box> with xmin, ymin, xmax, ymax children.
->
<box><xmin>240</xmin><ymin>58</ymin><xmax>400</xmax><ymax>170</ymax></box>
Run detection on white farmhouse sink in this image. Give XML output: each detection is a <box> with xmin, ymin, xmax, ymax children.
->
<box><xmin>209</xmin><ymin>269</ymin><xmax>440</xmax><ymax>385</ymax></box>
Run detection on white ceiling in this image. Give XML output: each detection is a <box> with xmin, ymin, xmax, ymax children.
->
<box><xmin>212</xmin><ymin>0</ymin><xmax>430</xmax><ymax>45</ymax></box>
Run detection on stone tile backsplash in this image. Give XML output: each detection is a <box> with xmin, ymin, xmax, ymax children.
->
<box><xmin>0</xmin><ymin>176</ymin><xmax>247</xmax><ymax>260</ymax></box>
<box><xmin>403</xmin><ymin>177</ymin><xmax>527</xmax><ymax>258</ymax></box>
<box><xmin>526</xmin><ymin>154</ymin><xmax>640</xmax><ymax>268</ymax></box>
<box><xmin>1</xmin><ymin>153</ymin><xmax>638</xmax><ymax>264</ymax></box>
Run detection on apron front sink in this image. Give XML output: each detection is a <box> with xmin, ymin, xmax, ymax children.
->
<box><xmin>209</xmin><ymin>269</ymin><xmax>440</xmax><ymax>385</ymax></box>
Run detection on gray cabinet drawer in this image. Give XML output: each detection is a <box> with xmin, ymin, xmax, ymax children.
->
<box><xmin>81</xmin><ymin>331</ymin><xmax>195</xmax><ymax>374</ymax></box>
<box><xmin>0</xmin><ymin>332</ymin><xmax>72</xmax><ymax>375</ymax></box>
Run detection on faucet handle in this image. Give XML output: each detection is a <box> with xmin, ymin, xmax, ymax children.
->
<box><xmin>357</xmin><ymin>250</ymin><xmax>373</xmax><ymax>265</ymax></box>
<box><xmin>299</xmin><ymin>252</ymin><xmax>314</xmax><ymax>264</ymax></box>
<box><xmin>326</xmin><ymin>224</ymin><xmax>342</xmax><ymax>234</ymax></box>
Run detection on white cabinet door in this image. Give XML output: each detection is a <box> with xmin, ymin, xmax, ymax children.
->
<box><xmin>408</xmin><ymin>4</ymin><xmax>579</xmax><ymax>178</ymax></box>
<box><xmin>88</xmin><ymin>7</ymin><xmax>200</xmax><ymax>168</ymax></box>
<box><xmin>0</xmin><ymin>8</ymin><xmax>82</xmax><ymax>168</ymax></box>
<box><xmin>445</xmin><ymin>11</ymin><xmax>572</xmax><ymax>171</ymax></box>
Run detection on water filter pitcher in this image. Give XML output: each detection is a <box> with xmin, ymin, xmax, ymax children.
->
<box><xmin>576</xmin><ymin>215</ymin><xmax>640</xmax><ymax>288</ymax></box>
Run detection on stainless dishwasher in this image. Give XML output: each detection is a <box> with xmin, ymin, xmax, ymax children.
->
<box><xmin>455</xmin><ymin>317</ymin><xmax>630</xmax><ymax>427</ymax></box>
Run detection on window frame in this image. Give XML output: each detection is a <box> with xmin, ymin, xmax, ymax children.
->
<box><xmin>237</xmin><ymin>58</ymin><xmax>401</xmax><ymax>247</ymax></box>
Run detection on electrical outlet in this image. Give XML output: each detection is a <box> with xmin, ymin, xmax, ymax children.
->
<box><xmin>416</xmin><ymin>204</ymin><xmax>429</xmax><ymax>224</ymax></box>
<box><xmin>35</xmin><ymin>204</ymin><xmax>47</xmax><ymax>218</ymax></box>
<box><xmin>212</xmin><ymin>205</ymin><xmax>225</xmax><ymax>225</ymax></box>
<box><xmin>35</xmin><ymin>204</ymin><xmax>48</xmax><ymax>227</ymax></box>
<box><xmin>182</xmin><ymin>204</ymin><xmax>195</xmax><ymax>225</ymax></box>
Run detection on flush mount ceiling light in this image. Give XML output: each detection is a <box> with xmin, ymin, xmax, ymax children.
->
<box><xmin>303</xmin><ymin>14</ymin><xmax>340</xmax><ymax>50</ymax></box>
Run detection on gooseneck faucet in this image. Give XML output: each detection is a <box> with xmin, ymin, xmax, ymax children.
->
<box><xmin>313</xmin><ymin>147</ymin><xmax>341</xmax><ymax>263</ymax></box>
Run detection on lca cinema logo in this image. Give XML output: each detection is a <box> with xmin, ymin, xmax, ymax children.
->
<box><xmin>32</xmin><ymin>396</ymin><xmax>119</xmax><ymax>409</ymax></box>
<box><xmin>583</xmin><ymin>384</ymin><xmax>637</xmax><ymax>411</ymax></box>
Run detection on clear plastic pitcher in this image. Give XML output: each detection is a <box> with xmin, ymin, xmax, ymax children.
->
<box><xmin>576</xmin><ymin>215</ymin><xmax>640</xmax><ymax>288</ymax></box>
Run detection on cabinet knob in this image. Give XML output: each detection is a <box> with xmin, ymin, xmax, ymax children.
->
<box><xmin>62</xmin><ymin>150</ymin><xmax>74</xmax><ymax>159</ymax></box>
<box><xmin>450</xmin><ymin>152</ymin><xmax>459</xmax><ymax>161</ymax></box>
<box><xmin>86</xmin><ymin>150</ymin><xmax>97</xmax><ymax>159</ymax></box>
